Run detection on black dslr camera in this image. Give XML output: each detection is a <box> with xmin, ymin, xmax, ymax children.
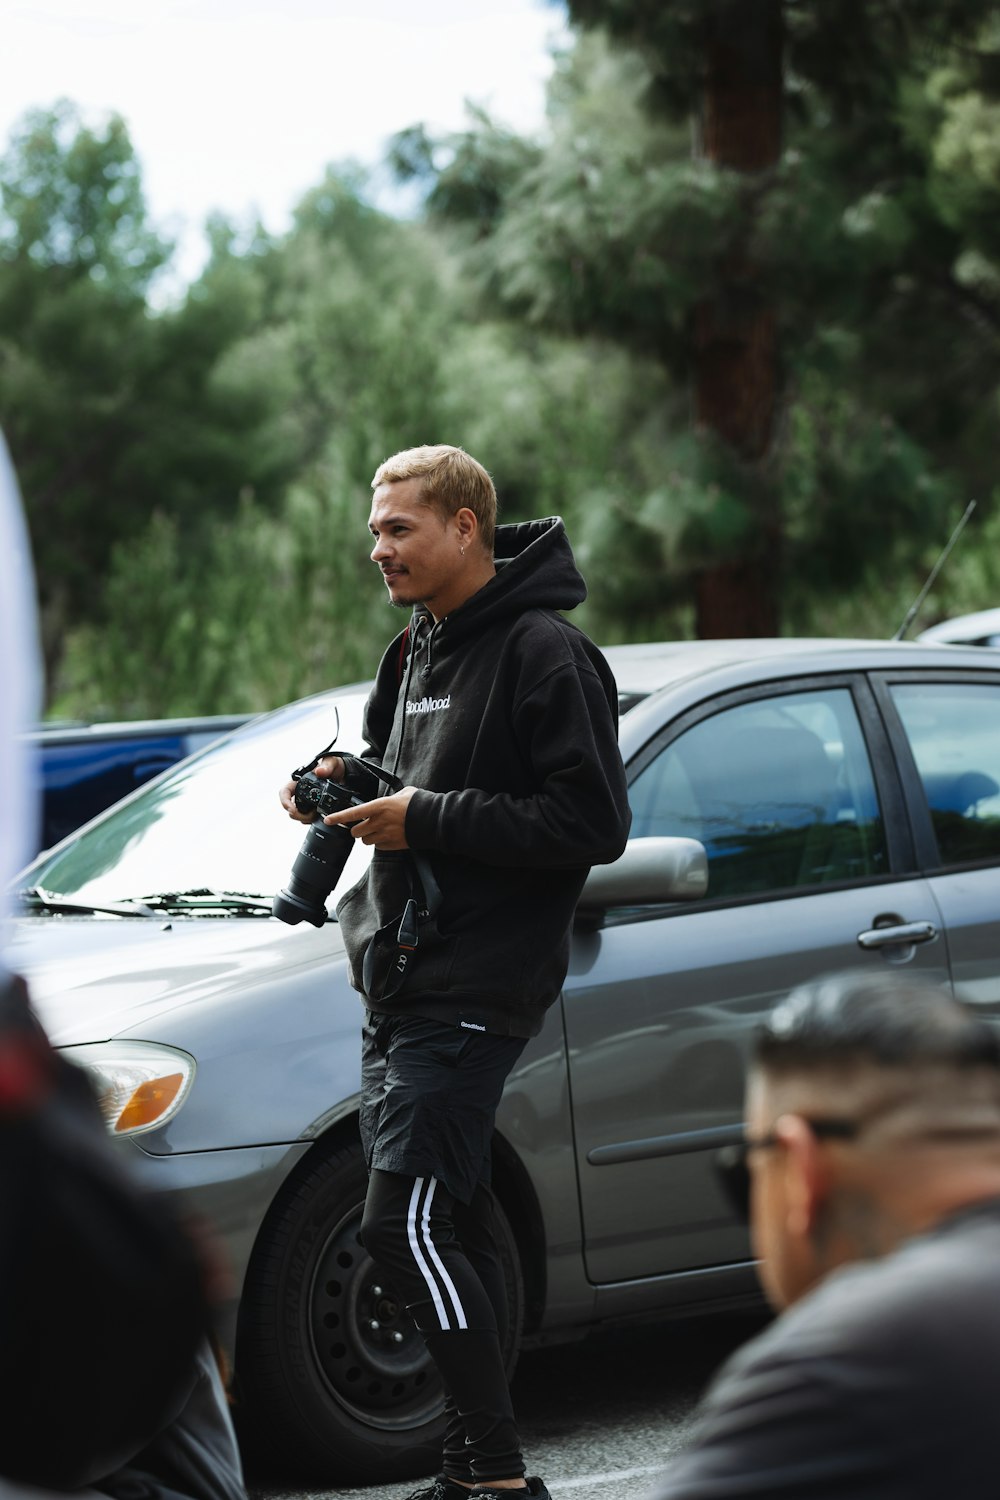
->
<box><xmin>291</xmin><ymin>767</ymin><xmax>360</xmax><ymax>821</ymax></box>
<box><xmin>273</xmin><ymin>750</ymin><xmax>401</xmax><ymax>928</ymax></box>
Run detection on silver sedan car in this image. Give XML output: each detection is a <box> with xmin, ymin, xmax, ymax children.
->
<box><xmin>11</xmin><ymin>639</ymin><xmax>1000</xmax><ymax>1482</ymax></box>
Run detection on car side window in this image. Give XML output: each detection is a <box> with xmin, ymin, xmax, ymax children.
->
<box><xmin>890</xmin><ymin>682</ymin><xmax>1000</xmax><ymax>866</ymax></box>
<box><xmin>629</xmin><ymin>687</ymin><xmax>888</xmax><ymax>899</ymax></box>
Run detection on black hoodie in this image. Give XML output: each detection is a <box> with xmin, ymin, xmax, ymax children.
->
<box><xmin>335</xmin><ymin>516</ymin><xmax>631</xmax><ymax>1038</ymax></box>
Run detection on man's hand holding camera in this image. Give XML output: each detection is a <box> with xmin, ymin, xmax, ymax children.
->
<box><xmin>279</xmin><ymin>756</ymin><xmax>346</xmax><ymax>823</ymax></box>
<box><xmin>278</xmin><ymin>756</ymin><xmax>415</xmax><ymax>849</ymax></box>
<box><xmin>323</xmin><ymin>787</ymin><xmax>415</xmax><ymax>849</ymax></box>
<box><xmin>275</xmin><ymin>751</ymin><xmax>417</xmax><ymax>926</ymax></box>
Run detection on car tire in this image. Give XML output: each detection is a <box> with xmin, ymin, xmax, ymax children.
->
<box><xmin>235</xmin><ymin>1134</ymin><xmax>524</xmax><ymax>1483</ymax></box>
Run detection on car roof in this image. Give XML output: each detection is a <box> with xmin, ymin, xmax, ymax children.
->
<box><xmin>917</xmin><ymin>608</ymin><xmax>1000</xmax><ymax>646</ymax></box>
<box><xmin>25</xmin><ymin>713</ymin><xmax>253</xmax><ymax>745</ymax></box>
<box><xmin>34</xmin><ymin>642</ymin><xmax>995</xmax><ymax>764</ymax></box>
<box><xmin>600</xmin><ymin>636</ymin><xmax>1000</xmax><ymax>698</ymax></box>
<box><xmin>228</xmin><ymin>641</ymin><xmax>1000</xmax><ymax>741</ymax></box>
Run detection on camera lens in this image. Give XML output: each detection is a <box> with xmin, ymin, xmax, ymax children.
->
<box><xmin>272</xmin><ymin>821</ymin><xmax>355</xmax><ymax>927</ymax></box>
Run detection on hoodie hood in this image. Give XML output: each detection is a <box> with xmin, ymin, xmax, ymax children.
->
<box><xmin>492</xmin><ymin>516</ymin><xmax>588</xmax><ymax>610</ymax></box>
<box><xmin>417</xmin><ymin>517</ymin><xmax>586</xmax><ymax>647</ymax></box>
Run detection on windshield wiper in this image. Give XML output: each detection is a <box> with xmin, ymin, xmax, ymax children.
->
<box><xmin>137</xmin><ymin>889</ymin><xmax>274</xmax><ymax>916</ymax></box>
<box><xmin>18</xmin><ymin>888</ymin><xmax>158</xmax><ymax>919</ymax></box>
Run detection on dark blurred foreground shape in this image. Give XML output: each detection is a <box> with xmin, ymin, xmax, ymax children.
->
<box><xmin>0</xmin><ymin>971</ymin><xmax>212</xmax><ymax>1490</ymax></box>
<box><xmin>0</xmin><ymin>435</ymin><xmax>242</xmax><ymax>1498</ymax></box>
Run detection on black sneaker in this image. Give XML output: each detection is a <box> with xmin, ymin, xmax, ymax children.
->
<box><xmin>403</xmin><ymin>1477</ymin><xmax>473</xmax><ymax>1500</ymax></box>
<box><xmin>471</xmin><ymin>1480</ymin><xmax>550</xmax><ymax>1500</ymax></box>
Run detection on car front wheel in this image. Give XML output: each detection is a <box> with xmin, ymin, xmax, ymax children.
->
<box><xmin>235</xmin><ymin>1135</ymin><xmax>524</xmax><ymax>1483</ymax></box>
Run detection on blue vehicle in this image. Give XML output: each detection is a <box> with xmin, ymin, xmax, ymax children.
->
<box><xmin>24</xmin><ymin>715</ymin><xmax>251</xmax><ymax>852</ymax></box>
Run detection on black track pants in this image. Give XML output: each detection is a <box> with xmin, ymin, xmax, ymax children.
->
<box><xmin>360</xmin><ymin>1168</ymin><xmax>524</xmax><ymax>1483</ymax></box>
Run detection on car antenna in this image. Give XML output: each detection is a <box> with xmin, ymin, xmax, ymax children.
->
<box><xmin>892</xmin><ymin>499</ymin><xmax>977</xmax><ymax>641</ymax></box>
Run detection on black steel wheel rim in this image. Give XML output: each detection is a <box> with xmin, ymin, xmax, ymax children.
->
<box><xmin>307</xmin><ymin>1203</ymin><xmax>444</xmax><ymax>1429</ymax></box>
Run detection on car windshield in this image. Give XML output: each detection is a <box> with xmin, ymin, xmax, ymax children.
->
<box><xmin>22</xmin><ymin>690</ymin><xmax>372</xmax><ymax>908</ymax></box>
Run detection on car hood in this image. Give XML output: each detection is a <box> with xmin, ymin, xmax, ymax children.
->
<box><xmin>6</xmin><ymin>913</ymin><xmax>345</xmax><ymax>1046</ymax></box>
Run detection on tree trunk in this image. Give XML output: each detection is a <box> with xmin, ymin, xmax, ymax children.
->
<box><xmin>693</xmin><ymin>0</ymin><xmax>783</xmax><ymax>638</ymax></box>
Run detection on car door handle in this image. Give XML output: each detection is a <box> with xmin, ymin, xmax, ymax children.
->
<box><xmin>857</xmin><ymin>921</ymin><xmax>938</xmax><ymax>950</ymax></box>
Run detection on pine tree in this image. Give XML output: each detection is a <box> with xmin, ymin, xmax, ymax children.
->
<box><xmin>398</xmin><ymin>3</ymin><xmax>1000</xmax><ymax>636</ymax></box>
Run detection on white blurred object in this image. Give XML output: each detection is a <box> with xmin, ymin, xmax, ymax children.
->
<box><xmin>917</xmin><ymin>608</ymin><xmax>1000</xmax><ymax>648</ymax></box>
<box><xmin>0</xmin><ymin>434</ymin><xmax>43</xmax><ymax>944</ymax></box>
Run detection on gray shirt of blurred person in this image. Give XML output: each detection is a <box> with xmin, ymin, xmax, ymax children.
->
<box><xmin>653</xmin><ymin>969</ymin><xmax>1000</xmax><ymax>1500</ymax></box>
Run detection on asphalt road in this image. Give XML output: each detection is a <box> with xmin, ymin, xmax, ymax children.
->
<box><xmin>248</xmin><ymin>1309</ymin><xmax>769</xmax><ymax>1500</ymax></box>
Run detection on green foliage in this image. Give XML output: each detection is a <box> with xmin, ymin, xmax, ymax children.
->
<box><xmin>44</xmin><ymin>165</ymin><xmax>459</xmax><ymax>715</ymax></box>
<box><xmin>0</xmin><ymin>99</ymin><xmax>169</xmax><ymax>290</ymax></box>
<box><xmin>52</xmin><ymin>474</ymin><xmax>396</xmax><ymax>719</ymax></box>
<box><xmin>15</xmin><ymin>7</ymin><xmax>1000</xmax><ymax>713</ymax></box>
<box><xmin>51</xmin><ymin>231</ymin><xmax>688</xmax><ymax>712</ymax></box>
<box><xmin>435</xmin><ymin>315</ymin><xmax>690</xmax><ymax>643</ymax></box>
<box><xmin>398</xmin><ymin>11</ymin><xmax>1000</xmax><ymax>632</ymax></box>
<box><xmin>41</xmin><ymin>151</ymin><xmax>650</xmax><ymax>712</ymax></box>
<box><xmin>396</xmin><ymin>37</ymin><xmax>728</xmax><ymax>364</ymax></box>
<box><xmin>563</xmin><ymin>1</ymin><xmax>998</xmax><ymax>120</ymax></box>
<box><xmin>0</xmin><ymin>103</ymin><xmax>302</xmax><ymax>683</ymax></box>
<box><xmin>799</xmin><ymin>491</ymin><xmax>1000</xmax><ymax>641</ymax></box>
<box><xmin>390</xmin><ymin>110</ymin><xmax>542</xmax><ymax>236</ymax></box>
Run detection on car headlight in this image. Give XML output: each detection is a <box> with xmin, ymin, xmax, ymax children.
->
<box><xmin>61</xmin><ymin>1042</ymin><xmax>196</xmax><ymax>1137</ymax></box>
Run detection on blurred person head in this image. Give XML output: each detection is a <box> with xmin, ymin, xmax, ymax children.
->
<box><xmin>726</xmin><ymin>970</ymin><xmax>1000</xmax><ymax>1311</ymax></box>
<box><xmin>0</xmin><ymin>433</ymin><xmax>42</xmax><ymax>958</ymax></box>
<box><xmin>371</xmin><ymin>443</ymin><xmax>497</xmax><ymax>556</ymax></box>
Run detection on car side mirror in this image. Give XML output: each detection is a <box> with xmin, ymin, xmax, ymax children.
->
<box><xmin>578</xmin><ymin>836</ymin><xmax>708</xmax><ymax>916</ymax></box>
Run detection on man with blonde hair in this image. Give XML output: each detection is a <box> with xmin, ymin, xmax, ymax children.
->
<box><xmin>654</xmin><ymin>970</ymin><xmax>1000</xmax><ymax>1499</ymax></box>
<box><xmin>281</xmin><ymin>444</ymin><xmax>630</xmax><ymax>1499</ymax></box>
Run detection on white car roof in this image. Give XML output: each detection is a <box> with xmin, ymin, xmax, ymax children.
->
<box><xmin>917</xmin><ymin>609</ymin><xmax>1000</xmax><ymax>646</ymax></box>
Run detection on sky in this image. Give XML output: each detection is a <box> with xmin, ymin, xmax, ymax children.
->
<box><xmin>2</xmin><ymin>0</ymin><xmax>569</xmax><ymax>285</ymax></box>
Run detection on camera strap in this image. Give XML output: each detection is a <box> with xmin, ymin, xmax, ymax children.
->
<box><xmin>291</xmin><ymin>706</ymin><xmax>342</xmax><ymax>781</ymax></box>
<box><xmin>291</xmin><ymin>741</ymin><xmax>406</xmax><ymax>788</ymax></box>
<box><xmin>342</xmin><ymin>758</ymin><xmax>443</xmax><ymax>946</ymax></box>
<box><xmin>339</xmin><ymin>752</ymin><xmax>403</xmax><ymax>795</ymax></box>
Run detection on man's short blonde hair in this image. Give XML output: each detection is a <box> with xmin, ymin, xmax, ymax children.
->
<box><xmin>372</xmin><ymin>445</ymin><xmax>497</xmax><ymax>555</ymax></box>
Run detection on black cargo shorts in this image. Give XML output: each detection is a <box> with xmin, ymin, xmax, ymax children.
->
<box><xmin>359</xmin><ymin>1011</ymin><xmax>527</xmax><ymax>1205</ymax></box>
